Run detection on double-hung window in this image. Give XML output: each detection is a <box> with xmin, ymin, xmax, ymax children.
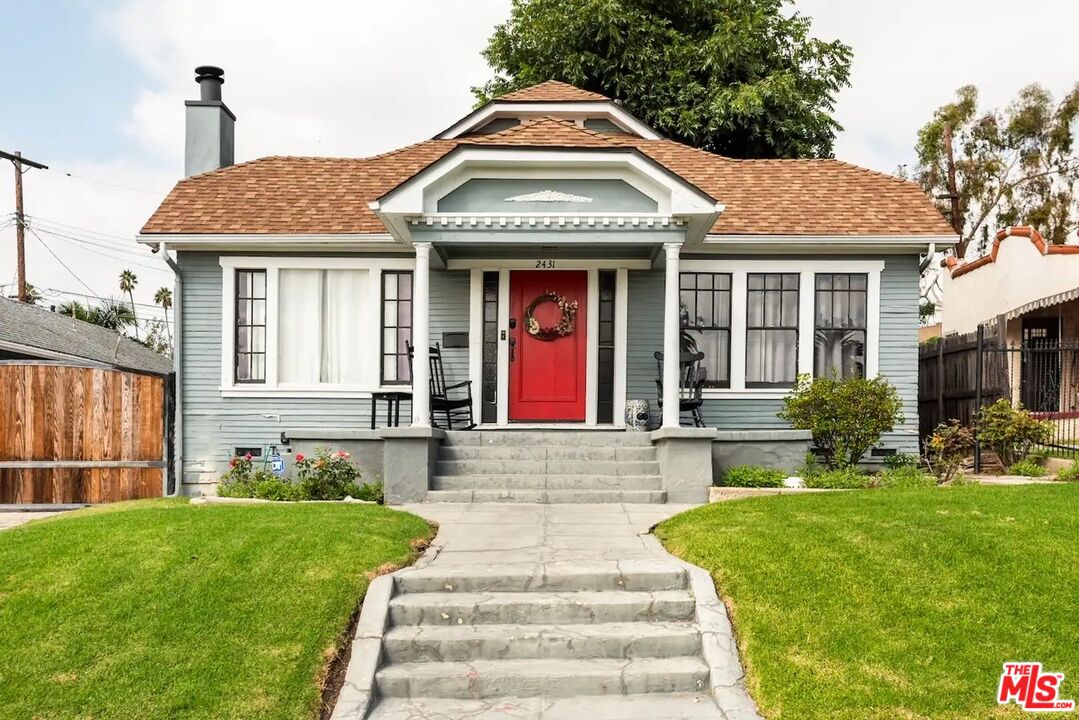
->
<box><xmin>814</xmin><ymin>273</ymin><xmax>867</xmax><ymax>379</ymax></box>
<box><xmin>234</xmin><ymin>270</ymin><xmax>267</xmax><ymax>383</ymax></box>
<box><xmin>277</xmin><ymin>269</ymin><xmax>369</xmax><ymax>384</ymax></box>
<box><xmin>679</xmin><ymin>272</ymin><xmax>731</xmax><ymax>387</ymax></box>
<box><xmin>746</xmin><ymin>273</ymin><xmax>799</xmax><ymax>387</ymax></box>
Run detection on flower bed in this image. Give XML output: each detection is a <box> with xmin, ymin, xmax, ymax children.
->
<box><xmin>217</xmin><ymin>448</ymin><xmax>384</xmax><ymax>503</ymax></box>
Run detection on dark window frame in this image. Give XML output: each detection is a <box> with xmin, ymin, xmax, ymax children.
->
<box><xmin>813</xmin><ymin>273</ymin><xmax>868</xmax><ymax>380</ymax></box>
<box><xmin>234</xmin><ymin>269</ymin><xmax>267</xmax><ymax>384</ymax></box>
<box><xmin>380</xmin><ymin>270</ymin><xmax>414</xmax><ymax>385</ymax></box>
<box><xmin>597</xmin><ymin>270</ymin><xmax>617</xmax><ymax>423</ymax></box>
<box><xmin>745</xmin><ymin>272</ymin><xmax>799</xmax><ymax>388</ymax></box>
<box><xmin>679</xmin><ymin>272</ymin><xmax>732</xmax><ymax>389</ymax></box>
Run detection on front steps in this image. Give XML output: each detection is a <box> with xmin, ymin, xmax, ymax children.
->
<box><xmin>365</xmin><ymin>561</ymin><xmax>722</xmax><ymax>719</ymax></box>
<box><xmin>426</xmin><ymin>431</ymin><xmax>666</xmax><ymax>504</ymax></box>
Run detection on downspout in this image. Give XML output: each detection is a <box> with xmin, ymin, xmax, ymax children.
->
<box><xmin>158</xmin><ymin>242</ymin><xmax>183</xmax><ymax>496</ymax></box>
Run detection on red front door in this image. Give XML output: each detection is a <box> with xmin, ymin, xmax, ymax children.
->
<box><xmin>509</xmin><ymin>270</ymin><xmax>588</xmax><ymax>421</ymax></box>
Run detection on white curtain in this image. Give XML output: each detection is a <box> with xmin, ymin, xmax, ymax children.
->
<box><xmin>323</xmin><ymin>270</ymin><xmax>369</xmax><ymax>384</ymax></box>
<box><xmin>278</xmin><ymin>269</ymin><xmax>323</xmax><ymax>383</ymax></box>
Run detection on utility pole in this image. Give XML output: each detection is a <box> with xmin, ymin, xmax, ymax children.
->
<box><xmin>1</xmin><ymin>150</ymin><xmax>49</xmax><ymax>303</ymax></box>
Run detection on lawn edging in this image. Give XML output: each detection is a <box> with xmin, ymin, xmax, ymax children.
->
<box><xmin>709</xmin><ymin>486</ymin><xmax>840</xmax><ymax>502</ymax></box>
<box><xmin>641</xmin><ymin>533</ymin><xmax>763</xmax><ymax>720</ymax></box>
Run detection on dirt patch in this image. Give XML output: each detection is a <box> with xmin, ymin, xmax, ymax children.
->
<box><xmin>318</xmin><ymin>600</ymin><xmax>362</xmax><ymax>720</ymax></box>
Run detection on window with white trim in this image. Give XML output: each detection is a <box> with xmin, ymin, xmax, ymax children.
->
<box><xmin>746</xmin><ymin>273</ymin><xmax>799</xmax><ymax>387</ymax></box>
<box><xmin>679</xmin><ymin>272</ymin><xmax>731</xmax><ymax>387</ymax></box>
<box><xmin>814</xmin><ymin>273</ymin><xmax>867</xmax><ymax>379</ymax></box>
<box><xmin>381</xmin><ymin>271</ymin><xmax>413</xmax><ymax>384</ymax></box>
<box><xmin>221</xmin><ymin>257</ymin><xmax>414</xmax><ymax>395</ymax></box>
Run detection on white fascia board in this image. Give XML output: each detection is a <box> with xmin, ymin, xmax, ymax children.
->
<box><xmin>377</xmin><ymin>147</ymin><xmax>719</xmax><ymax>219</ymax></box>
<box><xmin>438</xmin><ymin>101</ymin><xmax>662</xmax><ymax>140</ymax></box>
<box><xmin>137</xmin><ymin>233</ymin><xmax>398</xmax><ymax>250</ymax></box>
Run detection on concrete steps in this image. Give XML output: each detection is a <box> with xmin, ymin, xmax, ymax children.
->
<box><xmin>429</xmin><ymin>431</ymin><xmax>665</xmax><ymax>504</ymax></box>
<box><xmin>369</xmin><ymin>693</ymin><xmax>722</xmax><ymax>719</ymax></box>
<box><xmin>366</xmin><ymin>562</ymin><xmax>721</xmax><ymax>719</ymax></box>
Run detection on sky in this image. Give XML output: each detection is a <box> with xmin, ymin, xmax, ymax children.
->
<box><xmin>1</xmin><ymin>0</ymin><xmax>1076</xmax><ymax>331</ymax></box>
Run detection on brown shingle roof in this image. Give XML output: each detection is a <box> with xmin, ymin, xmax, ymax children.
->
<box><xmin>496</xmin><ymin>80</ymin><xmax>609</xmax><ymax>102</ymax></box>
<box><xmin>141</xmin><ymin>118</ymin><xmax>955</xmax><ymax>237</ymax></box>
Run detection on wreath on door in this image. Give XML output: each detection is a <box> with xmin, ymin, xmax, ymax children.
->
<box><xmin>525</xmin><ymin>290</ymin><xmax>579</xmax><ymax>341</ymax></box>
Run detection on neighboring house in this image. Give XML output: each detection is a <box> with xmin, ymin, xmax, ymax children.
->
<box><xmin>940</xmin><ymin>225</ymin><xmax>1079</xmax><ymax>416</ymax></box>
<box><xmin>138</xmin><ymin>68</ymin><xmax>955</xmax><ymax>502</ymax></box>
<box><xmin>0</xmin><ymin>297</ymin><xmax>173</xmax><ymax>375</ymax></box>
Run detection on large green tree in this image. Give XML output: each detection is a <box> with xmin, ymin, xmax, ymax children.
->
<box><xmin>914</xmin><ymin>83</ymin><xmax>1079</xmax><ymax>258</ymax></box>
<box><xmin>476</xmin><ymin>0</ymin><xmax>852</xmax><ymax>159</ymax></box>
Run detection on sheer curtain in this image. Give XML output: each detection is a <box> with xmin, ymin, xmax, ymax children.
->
<box><xmin>323</xmin><ymin>270</ymin><xmax>369</xmax><ymax>384</ymax></box>
<box><xmin>279</xmin><ymin>269</ymin><xmax>322</xmax><ymax>383</ymax></box>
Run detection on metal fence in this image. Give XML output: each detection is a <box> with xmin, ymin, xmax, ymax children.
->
<box><xmin>919</xmin><ymin>332</ymin><xmax>1079</xmax><ymax>466</ymax></box>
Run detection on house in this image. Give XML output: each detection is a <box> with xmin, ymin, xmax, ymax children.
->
<box><xmin>0</xmin><ymin>297</ymin><xmax>173</xmax><ymax>375</ymax></box>
<box><xmin>138</xmin><ymin>67</ymin><xmax>955</xmax><ymax>503</ymax></box>
<box><xmin>940</xmin><ymin>226</ymin><xmax>1079</xmax><ymax>418</ymax></box>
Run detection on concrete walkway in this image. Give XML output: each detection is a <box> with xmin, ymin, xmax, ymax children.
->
<box><xmin>0</xmin><ymin>511</ymin><xmax>66</xmax><ymax>531</ymax></box>
<box><xmin>343</xmin><ymin>503</ymin><xmax>760</xmax><ymax>720</ymax></box>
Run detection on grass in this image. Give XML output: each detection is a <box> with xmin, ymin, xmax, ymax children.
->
<box><xmin>0</xmin><ymin>499</ymin><xmax>433</xmax><ymax>720</ymax></box>
<box><xmin>656</xmin><ymin>485</ymin><xmax>1079</xmax><ymax>719</ymax></box>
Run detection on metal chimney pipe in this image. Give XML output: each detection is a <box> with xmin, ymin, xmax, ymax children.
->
<box><xmin>194</xmin><ymin>65</ymin><xmax>224</xmax><ymax>102</ymax></box>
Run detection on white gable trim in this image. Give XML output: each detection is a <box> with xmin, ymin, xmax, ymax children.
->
<box><xmin>438</xmin><ymin>101</ymin><xmax>662</xmax><ymax>140</ymax></box>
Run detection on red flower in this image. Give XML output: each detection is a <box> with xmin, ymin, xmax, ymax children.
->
<box><xmin>228</xmin><ymin>458</ymin><xmax>236</xmax><ymax>468</ymax></box>
<box><xmin>295</xmin><ymin>453</ymin><xmax>305</xmax><ymax>462</ymax></box>
<box><xmin>244</xmin><ymin>453</ymin><xmax>253</xmax><ymax>461</ymax></box>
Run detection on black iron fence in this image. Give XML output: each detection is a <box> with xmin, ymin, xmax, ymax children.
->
<box><xmin>919</xmin><ymin>331</ymin><xmax>1079</xmax><ymax>466</ymax></box>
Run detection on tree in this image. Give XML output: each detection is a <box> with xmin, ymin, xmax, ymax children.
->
<box><xmin>56</xmin><ymin>297</ymin><xmax>137</xmax><ymax>332</ymax></box>
<box><xmin>914</xmin><ymin>83</ymin><xmax>1079</xmax><ymax>258</ymax></box>
<box><xmin>154</xmin><ymin>286</ymin><xmax>173</xmax><ymax>348</ymax></box>
<box><xmin>119</xmin><ymin>269</ymin><xmax>139</xmax><ymax>340</ymax></box>
<box><xmin>2</xmin><ymin>282</ymin><xmax>41</xmax><ymax>304</ymax></box>
<box><xmin>476</xmin><ymin>0</ymin><xmax>852</xmax><ymax>159</ymax></box>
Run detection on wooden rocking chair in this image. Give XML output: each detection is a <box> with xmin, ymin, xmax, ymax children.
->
<box><xmin>654</xmin><ymin>350</ymin><xmax>707</xmax><ymax>427</ymax></box>
<box><xmin>407</xmin><ymin>342</ymin><xmax>476</xmax><ymax>430</ymax></box>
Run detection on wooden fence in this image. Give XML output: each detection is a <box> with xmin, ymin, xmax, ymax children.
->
<box><xmin>917</xmin><ymin>328</ymin><xmax>1009</xmax><ymax>442</ymax></box>
<box><xmin>0</xmin><ymin>362</ymin><xmax>170</xmax><ymax>503</ymax></box>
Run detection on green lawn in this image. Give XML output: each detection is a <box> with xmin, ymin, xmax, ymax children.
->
<box><xmin>656</xmin><ymin>485</ymin><xmax>1079</xmax><ymax>720</ymax></box>
<box><xmin>0</xmin><ymin>499</ymin><xmax>433</xmax><ymax>720</ymax></box>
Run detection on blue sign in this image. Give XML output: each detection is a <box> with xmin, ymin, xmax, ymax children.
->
<box><xmin>268</xmin><ymin>453</ymin><xmax>286</xmax><ymax>477</ymax></box>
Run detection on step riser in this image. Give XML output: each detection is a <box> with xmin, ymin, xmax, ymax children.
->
<box><xmin>375</xmin><ymin>665</ymin><xmax>709</xmax><ymax>699</ymax></box>
<box><xmin>435</xmin><ymin>460</ymin><xmax>660</xmax><ymax>476</ymax></box>
<box><xmin>389</xmin><ymin>599</ymin><xmax>695</xmax><ymax>626</ymax></box>
<box><xmin>424</xmin><ymin>490</ymin><xmax>666</xmax><ymax>504</ymax></box>
<box><xmin>443</xmin><ymin>431</ymin><xmax>654</xmax><ymax>448</ymax></box>
<box><xmin>383</xmin><ymin>629</ymin><xmax>701</xmax><ymax>663</ymax></box>
<box><xmin>431</xmin><ymin>475</ymin><xmax>663</xmax><ymax>491</ymax></box>
<box><xmin>395</xmin><ymin>569</ymin><xmax>688</xmax><ymax>594</ymax></box>
<box><xmin>438</xmin><ymin>447</ymin><xmax>656</xmax><ymax>462</ymax></box>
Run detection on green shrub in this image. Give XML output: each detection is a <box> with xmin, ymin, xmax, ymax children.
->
<box><xmin>875</xmin><ymin>465</ymin><xmax>936</xmax><ymax>489</ymax></box>
<box><xmin>1057</xmin><ymin>463</ymin><xmax>1079</xmax><ymax>482</ymax></box>
<box><xmin>355</xmin><ymin>481</ymin><xmax>385</xmax><ymax>504</ymax></box>
<box><xmin>1007</xmin><ymin>459</ymin><xmax>1047</xmax><ymax>477</ymax></box>
<box><xmin>926</xmin><ymin>420</ymin><xmax>974</xmax><ymax>484</ymax></box>
<box><xmin>778</xmin><ymin>374</ymin><xmax>903</xmax><ymax>469</ymax></box>
<box><xmin>882</xmin><ymin>452</ymin><xmax>918</xmax><ymax>470</ymax></box>
<box><xmin>294</xmin><ymin>449</ymin><xmax>364</xmax><ymax>500</ymax></box>
<box><xmin>721</xmin><ymin>465</ymin><xmax>787</xmax><ymax>488</ymax></box>
<box><xmin>804</xmin><ymin>467</ymin><xmax>870</xmax><ymax>489</ymax></box>
<box><xmin>797</xmin><ymin>451</ymin><xmax>822</xmax><ymax>479</ymax></box>
<box><xmin>976</xmin><ymin>399</ymin><xmax>1053</xmax><ymax>467</ymax></box>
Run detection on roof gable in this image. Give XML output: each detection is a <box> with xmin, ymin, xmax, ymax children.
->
<box><xmin>497</xmin><ymin>80</ymin><xmax>609</xmax><ymax>102</ymax></box>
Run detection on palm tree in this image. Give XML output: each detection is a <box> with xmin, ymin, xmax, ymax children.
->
<box><xmin>56</xmin><ymin>297</ymin><xmax>136</xmax><ymax>332</ymax></box>
<box><xmin>119</xmin><ymin>269</ymin><xmax>139</xmax><ymax>340</ymax></box>
<box><xmin>154</xmin><ymin>286</ymin><xmax>173</xmax><ymax>347</ymax></box>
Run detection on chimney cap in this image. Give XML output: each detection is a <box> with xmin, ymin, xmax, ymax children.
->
<box><xmin>195</xmin><ymin>65</ymin><xmax>225</xmax><ymax>83</ymax></box>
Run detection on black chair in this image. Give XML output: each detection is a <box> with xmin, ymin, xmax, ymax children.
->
<box><xmin>407</xmin><ymin>342</ymin><xmax>476</xmax><ymax>430</ymax></box>
<box><xmin>654</xmin><ymin>351</ymin><xmax>707</xmax><ymax>427</ymax></box>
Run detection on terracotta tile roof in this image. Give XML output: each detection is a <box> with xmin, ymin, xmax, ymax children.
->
<box><xmin>944</xmin><ymin>226</ymin><xmax>1079</xmax><ymax>278</ymax></box>
<box><xmin>496</xmin><ymin>80</ymin><xmax>609</xmax><ymax>102</ymax></box>
<box><xmin>141</xmin><ymin>118</ymin><xmax>955</xmax><ymax>237</ymax></box>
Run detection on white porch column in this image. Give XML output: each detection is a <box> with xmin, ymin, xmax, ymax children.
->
<box><xmin>662</xmin><ymin>243</ymin><xmax>681</xmax><ymax>428</ymax></box>
<box><xmin>411</xmin><ymin>242</ymin><xmax>432</xmax><ymax>427</ymax></box>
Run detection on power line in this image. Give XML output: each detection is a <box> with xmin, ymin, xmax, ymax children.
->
<box><xmin>26</xmin><ymin>228</ymin><xmax>100</xmax><ymax>299</ymax></box>
<box><xmin>53</xmin><ymin>170</ymin><xmax>168</xmax><ymax>197</ymax></box>
<box><xmin>32</xmin><ymin>226</ymin><xmax>168</xmax><ymax>271</ymax></box>
<box><xmin>0</xmin><ymin>283</ymin><xmax>173</xmax><ymax>312</ymax></box>
<box><xmin>26</xmin><ymin>215</ymin><xmax>139</xmax><ymax>245</ymax></box>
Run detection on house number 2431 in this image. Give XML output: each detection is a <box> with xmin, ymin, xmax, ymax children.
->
<box><xmin>535</xmin><ymin>260</ymin><xmax>556</xmax><ymax>269</ymax></box>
